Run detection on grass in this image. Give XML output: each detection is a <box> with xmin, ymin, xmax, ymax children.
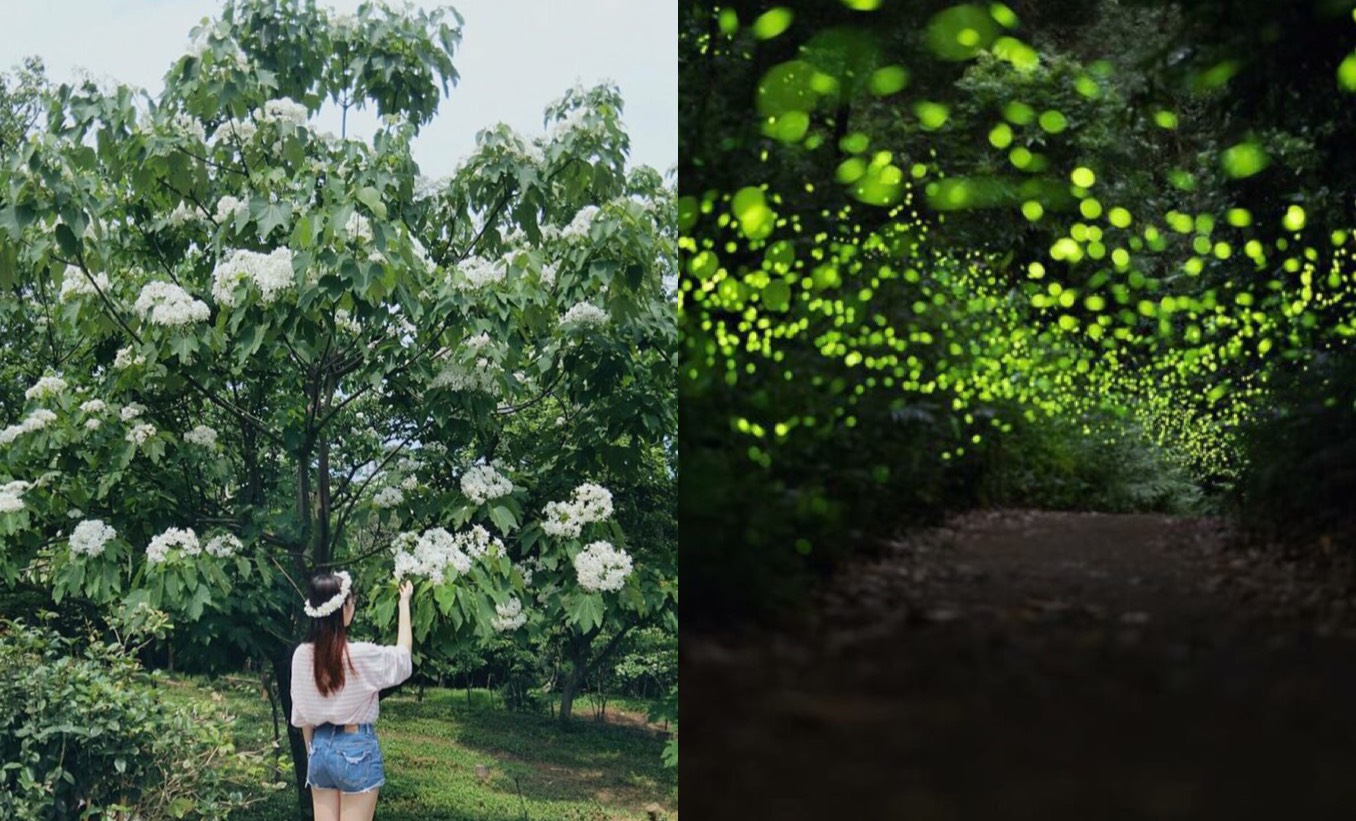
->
<box><xmin>158</xmin><ymin>676</ymin><xmax>677</xmax><ymax>820</ymax></box>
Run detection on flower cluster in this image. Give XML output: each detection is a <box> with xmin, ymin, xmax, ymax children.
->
<box><xmin>215</xmin><ymin>195</ymin><xmax>249</xmax><ymax>225</ymax></box>
<box><xmin>171</xmin><ymin>112</ymin><xmax>206</xmax><ymax>144</ymax></box>
<box><xmin>120</xmin><ymin>403</ymin><xmax>145</xmax><ymax>422</ymax></box>
<box><xmin>135</xmin><ymin>282</ymin><xmax>210</xmax><ymax>326</ymax></box>
<box><xmin>460</xmin><ymin>465</ymin><xmax>513</xmax><ymax>505</ymax></box>
<box><xmin>260</xmin><ymin>98</ymin><xmax>308</xmax><ymax>129</ymax></box>
<box><xmin>1</xmin><ymin>409</ymin><xmax>58</xmax><ymax>446</ymax></box>
<box><xmin>549</xmin><ymin>107</ymin><xmax>594</xmax><ymax>141</ymax></box>
<box><xmin>126</xmin><ymin>423</ymin><xmax>157</xmax><ymax>447</ymax></box>
<box><xmin>464</xmin><ymin>332</ymin><xmax>492</xmax><ymax>351</ymax></box>
<box><xmin>114</xmin><ymin>347</ymin><xmax>146</xmax><ymax>370</ymax></box>
<box><xmin>372</xmin><ymin>486</ymin><xmax>404</xmax><ymax>509</ymax></box>
<box><xmin>391</xmin><ymin>525</ymin><xmax>503</xmax><ymax>582</ymax></box>
<box><xmin>453</xmin><ymin>256</ymin><xmax>504</xmax><ymax>290</ymax></box>
<box><xmin>561</xmin><ymin>205</ymin><xmax>599</xmax><ymax>241</ymax></box>
<box><xmin>70</xmin><ymin>519</ymin><xmax>117</xmax><ymax>557</ymax></box>
<box><xmin>145</xmin><ymin>527</ymin><xmax>200</xmax><ymax>563</ymax></box>
<box><xmin>560</xmin><ymin>302</ymin><xmax>608</xmax><ymax>329</ymax></box>
<box><xmin>211</xmin><ymin>247</ymin><xmax>296</xmax><ymax>306</ymax></box>
<box><xmin>25</xmin><ymin>376</ymin><xmax>67</xmax><ymax>401</ymax></box>
<box><xmin>335</xmin><ymin>309</ymin><xmax>362</xmax><ymax>335</ymax></box>
<box><xmin>167</xmin><ymin>202</ymin><xmax>199</xmax><ymax>226</ymax></box>
<box><xmin>540</xmin><ymin>263</ymin><xmax>558</xmax><ymax>288</ymax></box>
<box><xmin>344</xmin><ymin>212</ymin><xmax>373</xmax><ymax>243</ymax></box>
<box><xmin>204</xmin><ymin>533</ymin><xmax>242</xmax><ymax>558</ymax></box>
<box><xmin>542</xmin><ymin>483</ymin><xmax>615</xmax><ymax>539</ymax></box>
<box><xmin>431</xmin><ymin>357</ymin><xmax>501</xmax><ymax>394</ymax></box>
<box><xmin>210</xmin><ymin>117</ymin><xmax>258</xmax><ymax>146</ymax></box>
<box><xmin>573</xmin><ymin>540</ymin><xmax>633</xmax><ymax>592</ymax></box>
<box><xmin>59</xmin><ymin>268</ymin><xmax>110</xmax><ymax>300</ymax></box>
<box><xmin>184</xmin><ymin>425</ymin><xmax>218</xmax><ymax>447</ymax></box>
<box><xmin>0</xmin><ymin>480</ymin><xmax>28</xmax><ymax>514</ymax></box>
<box><xmin>491</xmin><ymin>597</ymin><xmax>527</xmax><ymax>631</ymax></box>
<box><xmin>79</xmin><ymin>399</ymin><xmax>107</xmax><ymax>414</ymax></box>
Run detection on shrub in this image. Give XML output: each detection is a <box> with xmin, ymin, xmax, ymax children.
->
<box><xmin>0</xmin><ymin>619</ymin><xmax>283</xmax><ymax>820</ymax></box>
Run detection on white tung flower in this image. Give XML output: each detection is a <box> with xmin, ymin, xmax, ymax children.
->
<box><xmin>59</xmin><ymin>267</ymin><xmax>110</xmax><ymax>300</ymax></box>
<box><xmin>211</xmin><ymin>247</ymin><xmax>295</xmax><ymax>306</ymax></box>
<box><xmin>373</xmin><ymin>486</ymin><xmax>404</xmax><ymax>509</ymax></box>
<box><xmin>260</xmin><ymin>98</ymin><xmax>309</xmax><ymax>129</ymax></box>
<box><xmin>560</xmin><ymin>302</ymin><xmax>608</xmax><ymax>329</ymax></box>
<box><xmin>431</xmin><ymin>357</ymin><xmax>501</xmax><ymax>395</ymax></box>
<box><xmin>344</xmin><ymin>212</ymin><xmax>373</xmax><ymax>243</ymax></box>
<box><xmin>0</xmin><ymin>493</ymin><xmax>24</xmax><ymax>513</ymax></box>
<box><xmin>184</xmin><ymin>424</ymin><xmax>218</xmax><ymax>447</ymax></box>
<box><xmin>453</xmin><ymin>256</ymin><xmax>505</xmax><ymax>290</ymax></box>
<box><xmin>335</xmin><ymin>309</ymin><xmax>362</xmax><ymax>335</ymax></box>
<box><xmin>0</xmin><ymin>409</ymin><xmax>58</xmax><ymax>446</ymax></box>
<box><xmin>171</xmin><ymin>112</ymin><xmax>206</xmax><ymax>144</ymax></box>
<box><xmin>167</xmin><ymin>202</ymin><xmax>199</xmax><ymax>226</ymax></box>
<box><xmin>114</xmin><ymin>347</ymin><xmax>146</xmax><ymax>370</ymax></box>
<box><xmin>540</xmin><ymin>263</ymin><xmax>557</xmax><ymax>288</ymax></box>
<box><xmin>146</xmin><ymin>526</ymin><xmax>200</xmax><ymax>563</ymax></box>
<box><xmin>492</xmin><ymin>596</ymin><xmax>527</xmax><ymax>631</ymax></box>
<box><xmin>80</xmin><ymin>399</ymin><xmax>107</xmax><ymax>414</ymax></box>
<box><xmin>204</xmin><ymin>532</ymin><xmax>242</xmax><ymax>557</ymax></box>
<box><xmin>210</xmin><ymin>117</ymin><xmax>258</xmax><ymax>146</ymax></box>
<box><xmin>126</xmin><ymin>422</ymin><xmax>157</xmax><ymax>447</ymax></box>
<box><xmin>70</xmin><ymin>519</ymin><xmax>117</xmax><ymax>558</ymax></box>
<box><xmin>460</xmin><ymin>465</ymin><xmax>513</xmax><ymax>506</ymax></box>
<box><xmin>84</xmin><ymin>418</ymin><xmax>102</xmax><ymax>431</ymax></box>
<box><xmin>464</xmin><ymin>332</ymin><xmax>492</xmax><ymax>351</ymax></box>
<box><xmin>120</xmin><ymin>403</ymin><xmax>145</xmax><ymax>422</ymax></box>
<box><xmin>25</xmin><ymin>376</ymin><xmax>68</xmax><ymax>401</ymax></box>
<box><xmin>390</xmin><ymin>525</ymin><xmax>503</xmax><ymax>582</ymax></box>
<box><xmin>561</xmin><ymin>205</ymin><xmax>599</xmax><ymax>241</ymax></box>
<box><xmin>542</xmin><ymin>482</ymin><xmax>615</xmax><ymax>539</ymax></box>
<box><xmin>573</xmin><ymin>540</ymin><xmax>633</xmax><ymax>592</ymax></box>
<box><xmin>134</xmin><ymin>281</ymin><xmax>210</xmax><ymax>326</ymax></box>
<box><xmin>214</xmin><ymin>195</ymin><xmax>249</xmax><ymax>226</ymax></box>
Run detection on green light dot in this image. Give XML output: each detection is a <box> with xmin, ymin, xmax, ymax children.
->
<box><xmin>1071</xmin><ymin>167</ymin><xmax>1096</xmax><ymax>187</ymax></box>
<box><xmin>841</xmin><ymin>0</ymin><xmax>881</xmax><ymax>10</ymax></box>
<box><xmin>869</xmin><ymin>65</ymin><xmax>911</xmax><ymax>96</ymax></box>
<box><xmin>1021</xmin><ymin>200</ymin><xmax>1044</xmax><ymax>221</ymax></box>
<box><xmin>1339</xmin><ymin>51</ymin><xmax>1356</xmax><ymax>92</ymax></box>
<box><xmin>1003</xmin><ymin>101</ymin><xmax>1035</xmax><ymax>125</ymax></box>
<box><xmin>751</xmin><ymin>7</ymin><xmax>794</xmax><ymax>39</ymax></box>
<box><xmin>1038</xmin><ymin>110</ymin><xmax>1068</xmax><ymax>133</ymax></box>
<box><xmin>1154</xmin><ymin>109</ymin><xmax>1179</xmax><ymax>129</ymax></box>
<box><xmin>1283</xmin><ymin>204</ymin><xmax>1306</xmax><ymax>232</ymax></box>
<box><xmin>914</xmin><ymin>101</ymin><xmax>950</xmax><ymax>130</ymax></box>
<box><xmin>988</xmin><ymin>122</ymin><xmax>1013</xmax><ymax>148</ymax></box>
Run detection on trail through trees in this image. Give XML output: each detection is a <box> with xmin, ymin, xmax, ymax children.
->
<box><xmin>685</xmin><ymin>511</ymin><xmax>1356</xmax><ymax>819</ymax></box>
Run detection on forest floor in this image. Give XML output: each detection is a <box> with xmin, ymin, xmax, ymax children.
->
<box><xmin>684</xmin><ymin>510</ymin><xmax>1356</xmax><ymax>820</ymax></box>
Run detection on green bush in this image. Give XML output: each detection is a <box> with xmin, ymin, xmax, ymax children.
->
<box><xmin>0</xmin><ymin>619</ymin><xmax>283</xmax><ymax>820</ymax></box>
<box><xmin>977</xmin><ymin>408</ymin><xmax>1209</xmax><ymax>515</ymax></box>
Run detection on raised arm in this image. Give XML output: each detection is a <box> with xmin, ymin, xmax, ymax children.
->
<box><xmin>397</xmin><ymin>579</ymin><xmax>413</xmax><ymax>653</ymax></box>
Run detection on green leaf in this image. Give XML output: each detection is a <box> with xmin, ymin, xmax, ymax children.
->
<box><xmin>251</xmin><ymin>199</ymin><xmax>293</xmax><ymax>240</ymax></box>
<box><xmin>488</xmin><ymin>503</ymin><xmax>518</xmax><ymax>534</ymax></box>
<box><xmin>356</xmin><ymin>186</ymin><xmax>387</xmax><ymax>220</ymax></box>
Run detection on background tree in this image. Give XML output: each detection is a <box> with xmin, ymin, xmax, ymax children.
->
<box><xmin>0</xmin><ymin>0</ymin><xmax>676</xmax><ymax>813</ymax></box>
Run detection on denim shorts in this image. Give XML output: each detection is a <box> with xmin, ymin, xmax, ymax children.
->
<box><xmin>307</xmin><ymin>723</ymin><xmax>385</xmax><ymax>794</ymax></box>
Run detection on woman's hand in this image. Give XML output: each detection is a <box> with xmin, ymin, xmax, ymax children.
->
<box><xmin>399</xmin><ymin>580</ymin><xmax>413</xmax><ymax>603</ymax></box>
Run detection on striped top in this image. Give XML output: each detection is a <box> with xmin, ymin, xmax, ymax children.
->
<box><xmin>289</xmin><ymin>641</ymin><xmax>413</xmax><ymax>727</ymax></box>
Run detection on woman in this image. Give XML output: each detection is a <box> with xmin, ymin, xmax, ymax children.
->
<box><xmin>291</xmin><ymin>570</ymin><xmax>414</xmax><ymax>821</ymax></box>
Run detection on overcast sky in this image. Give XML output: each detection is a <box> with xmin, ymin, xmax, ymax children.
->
<box><xmin>0</xmin><ymin>0</ymin><xmax>676</xmax><ymax>180</ymax></box>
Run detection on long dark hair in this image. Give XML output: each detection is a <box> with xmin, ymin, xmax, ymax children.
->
<box><xmin>305</xmin><ymin>572</ymin><xmax>355</xmax><ymax>697</ymax></box>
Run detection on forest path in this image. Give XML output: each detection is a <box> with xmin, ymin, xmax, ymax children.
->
<box><xmin>684</xmin><ymin>510</ymin><xmax>1356</xmax><ymax>820</ymax></box>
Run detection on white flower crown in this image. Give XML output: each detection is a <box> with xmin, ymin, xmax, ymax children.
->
<box><xmin>304</xmin><ymin>571</ymin><xmax>352</xmax><ymax>618</ymax></box>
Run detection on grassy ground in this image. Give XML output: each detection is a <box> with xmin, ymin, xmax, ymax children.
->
<box><xmin>158</xmin><ymin>676</ymin><xmax>677</xmax><ymax>820</ymax></box>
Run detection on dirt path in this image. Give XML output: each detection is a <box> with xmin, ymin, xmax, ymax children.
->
<box><xmin>683</xmin><ymin>510</ymin><xmax>1356</xmax><ymax>820</ymax></box>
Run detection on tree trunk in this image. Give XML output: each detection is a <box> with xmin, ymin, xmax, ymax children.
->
<box><xmin>558</xmin><ymin>633</ymin><xmax>590</xmax><ymax>725</ymax></box>
<box><xmin>270</xmin><ymin>644</ymin><xmax>314</xmax><ymax>821</ymax></box>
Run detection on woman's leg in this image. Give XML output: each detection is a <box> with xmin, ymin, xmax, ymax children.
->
<box><xmin>311</xmin><ymin>787</ymin><xmax>341</xmax><ymax>821</ymax></box>
<box><xmin>339</xmin><ymin>789</ymin><xmax>380</xmax><ymax>821</ymax></box>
